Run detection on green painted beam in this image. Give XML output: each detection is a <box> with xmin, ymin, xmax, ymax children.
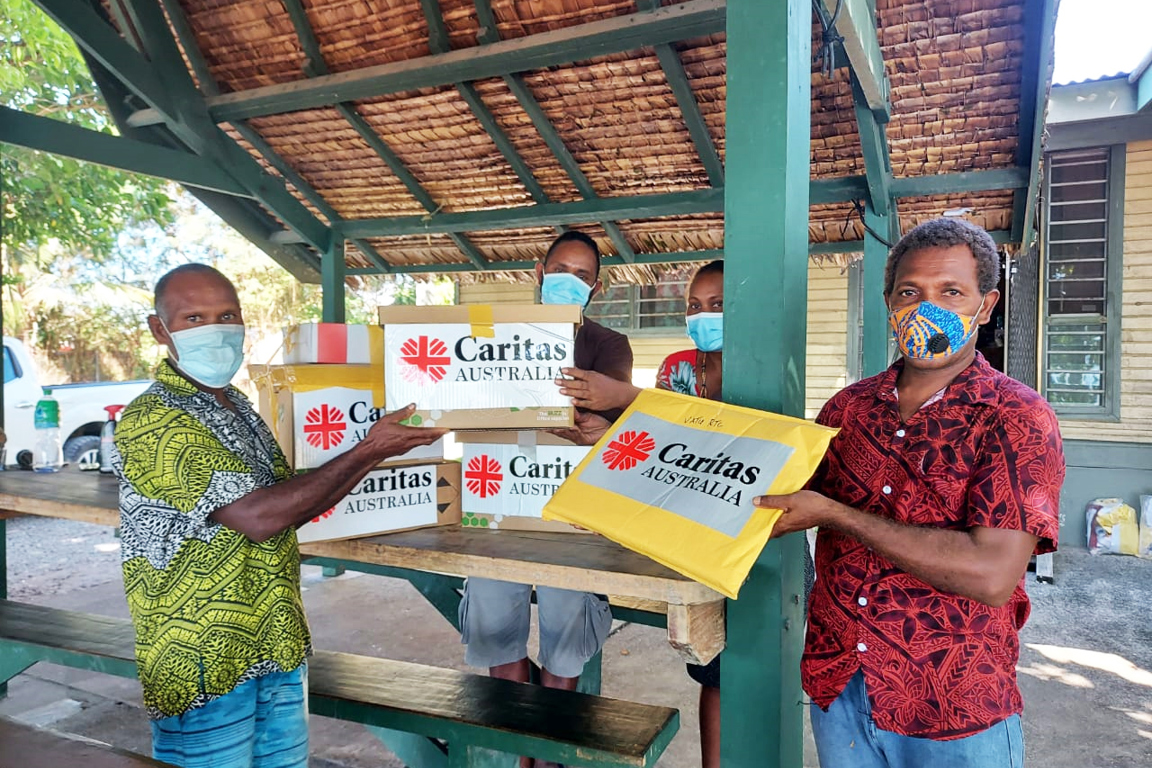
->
<box><xmin>322</xmin><ymin>238</ymin><xmax>346</xmax><ymax>323</ymax></box>
<box><xmin>126</xmin><ymin>0</ymin><xmax>727</xmax><ymax>126</ymax></box>
<box><xmin>637</xmin><ymin>0</ymin><xmax>724</xmax><ymax>186</ymax></box>
<box><xmin>0</xmin><ymin>107</ymin><xmax>251</xmax><ymax>197</ymax></box>
<box><xmin>41</xmin><ymin>0</ymin><xmax>333</xmax><ymax>255</ymax></box>
<box><xmin>229</xmin><ymin>120</ymin><xmax>392</xmax><ymax>274</ymax></box>
<box><xmin>33</xmin><ymin>0</ymin><xmax>177</xmax><ymax>124</ymax></box>
<box><xmin>1013</xmin><ymin>0</ymin><xmax>1059</xmax><ymax>249</ymax></box>
<box><xmin>721</xmin><ymin>3</ymin><xmax>810</xmax><ymax>767</ymax></box>
<box><xmin>862</xmin><ymin>202</ymin><xmax>892</xmax><ymax>377</ymax></box>
<box><xmin>467</xmin><ymin>0</ymin><xmax>636</xmax><ymax>261</ymax></box>
<box><xmin>347</xmin><ymin>250</ymin><xmax>725</xmax><ymax>275</ymax></box>
<box><xmin>80</xmin><ymin>50</ymin><xmax>321</xmax><ymax>282</ymax></box>
<box><xmin>414</xmin><ymin>2</ymin><xmax>553</xmax><ymax>211</ymax></box>
<box><xmin>320</xmin><ymin>169</ymin><xmax>1020</xmax><ymax>240</ymax></box>
<box><xmin>890</xmin><ymin>167</ymin><xmax>1028</xmax><ymax>197</ymax></box>
<box><xmin>333</xmin><ymin>103</ymin><xmax>488</xmax><ymax>269</ymax></box>
<box><xmin>500</xmin><ymin>73</ymin><xmax>636</xmax><ymax>262</ymax></box>
<box><xmin>274</xmin><ymin>4</ymin><xmax>486</xmax><ymax>269</ymax></box>
<box><xmin>850</xmin><ymin>72</ymin><xmax>893</xmax><ymax>209</ymax></box>
<box><xmin>365</xmin><ymin>726</ymin><xmax>448</xmax><ymax>768</ymax></box>
<box><xmin>822</xmin><ymin>0</ymin><xmax>890</xmax><ymax>118</ymax></box>
<box><xmin>338</xmin><ymin>189</ymin><xmax>722</xmax><ymax>239</ymax></box>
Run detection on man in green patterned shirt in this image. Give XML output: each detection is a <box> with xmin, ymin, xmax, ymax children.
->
<box><xmin>115</xmin><ymin>264</ymin><xmax>445</xmax><ymax>768</ymax></box>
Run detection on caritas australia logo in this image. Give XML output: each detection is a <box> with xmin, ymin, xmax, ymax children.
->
<box><xmin>399</xmin><ymin>333</ymin><xmax>568</xmax><ymax>384</ymax></box>
<box><xmin>399</xmin><ymin>336</ymin><xmax>451</xmax><ymax>385</ymax></box>
<box><xmin>304</xmin><ymin>400</ymin><xmax>390</xmax><ymax>451</ymax></box>
<box><xmin>304</xmin><ymin>404</ymin><xmax>346</xmax><ymax>450</ymax></box>
<box><xmin>600</xmin><ymin>430</ymin><xmax>761</xmax><ymax>507</ymax></box>
<box><xmin>465</xmin><ymin>455</ymin><xmax>504</xmax><ymax>498</ymax></box>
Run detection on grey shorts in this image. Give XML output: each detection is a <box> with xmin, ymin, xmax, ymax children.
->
<box><xmin>458</xmin><ymin>577</ymin><xmax>612</xmax><ymax>678</ymax></box>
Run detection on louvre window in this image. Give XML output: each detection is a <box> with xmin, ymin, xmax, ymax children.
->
<box><xmin>1042</xmin><ymin>147</ymin><xmax>1122</xmax><ymax>416</ymax></box>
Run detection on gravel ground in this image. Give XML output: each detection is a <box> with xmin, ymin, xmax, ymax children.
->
<box><xmin>3</xmin><ymin>514</ymin><xmax>1151</xmax><ymax>767</ymax></box>
<box><xmin>4</xmin><ymin>514</ymin><xmax>124</xmax><ymax>599</ymax></box>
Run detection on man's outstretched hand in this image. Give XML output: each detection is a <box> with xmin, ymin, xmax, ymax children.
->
<box><xmin>362</xmin><ymin>404</ymin><xmax>448</xmax><ymax>460</ymax></box>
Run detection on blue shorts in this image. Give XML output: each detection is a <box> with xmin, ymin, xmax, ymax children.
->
<box><xmin>459</xmin><ymin>577</ymin><xmax>612</xmax><ymax>678</ymax></box>
<box><xmin>151</xmin><ymin>666</ymin><xmax>308</xmax><ymax>768</ymax></box>
<box><xmin>811</xmin><ymin>670</ymin><xmax>1024</xmax><ymax>768</ymax></box>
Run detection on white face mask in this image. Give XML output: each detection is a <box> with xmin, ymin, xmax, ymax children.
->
<box><xmin>161</xmin><ymin>319</ymin><xmax>246</xmax><ymax>389</ymax></box>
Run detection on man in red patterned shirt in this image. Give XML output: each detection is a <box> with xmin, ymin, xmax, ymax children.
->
<box><xmin>755</xmin><ymin>218</ymin><xmax>1064</xmax><ymax>767</ymax></box>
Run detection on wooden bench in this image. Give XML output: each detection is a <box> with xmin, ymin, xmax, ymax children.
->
<box><xmin>0</xmin><ymin>600</ymin><xmax>678</xmax><ymax>768</ymax></box>
<box><xmin>0</xmin><ymin>717</ymin><xmax>178</xmax><ymax>768</ymax></box>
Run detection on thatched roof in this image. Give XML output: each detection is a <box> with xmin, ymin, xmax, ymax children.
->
<box><xmin>88</xmin><ymin>0</ymin><xmax>1049</xmax><ymax>282</ymax></box>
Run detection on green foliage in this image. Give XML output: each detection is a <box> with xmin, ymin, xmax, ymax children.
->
<box><xmin>0</xmin><ymin>0</ymin><xmax>173</xmax><ymax>261</ymax></box>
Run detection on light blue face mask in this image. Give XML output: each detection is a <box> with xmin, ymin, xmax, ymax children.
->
<box><xmin>161</xmin><ymin>320</ymin><xmax>246</xmax><ymax>389</ymax></box>
<box><xmin>686</xmin><ymin>312</ymin><xmax>723</xmax><ymax>352</ymax></box>
<box><xmin>540</xmin><ymin>272</ymin><xmax>593</xmax><ymax>307</ymax></box>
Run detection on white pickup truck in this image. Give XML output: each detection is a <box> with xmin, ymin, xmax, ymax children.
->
<box><xmin>3</xmin><ymin>336</ymin><xmax>152</xmax><ymax>466</ymax></box>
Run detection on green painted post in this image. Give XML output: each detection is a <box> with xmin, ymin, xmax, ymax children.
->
<box><xmin>577</xmin><ymin>650</ymin><xmax>603</xmax><ymax>695</ymax></box>
<box><xmin>0</xmin><ymin>518</ymin><xmax>6</xmax><ymax>699</ymax></box>
<box><xmin>721</xmin><ymin>0</ymin><xmax>810</xmax><ymax>766</ymax></box>
<box><xmin>862</xmin><ymin>203</ymin><xmax>892</xmax><ymax>377</ymax></box>
<box><xmin>322</xmin><ymin>236</ymin><xmax>346</xmax><ymax>324</ymax></box>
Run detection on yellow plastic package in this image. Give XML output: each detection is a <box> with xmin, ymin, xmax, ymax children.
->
<box><xmin>543</xmin><ymin>388</ymin><xmax>838</xmax><ymax>598</ymax></box>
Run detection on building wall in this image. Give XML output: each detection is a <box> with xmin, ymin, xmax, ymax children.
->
<box><xmin>805</xmin><ymin>263</ymin><xmax>850</xmax><ymax>418</ymax></box>
<box><xmin>1058</xmin><ymin>140</ymin><xmax>1152</xmax><ymax>443</ymax></box>
<box><xmin>457</xmin><ymin>263</ymin><xmax>850</xmax><ymax>414</ymax></box>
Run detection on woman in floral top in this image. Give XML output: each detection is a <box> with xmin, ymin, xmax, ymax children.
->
<box><xmin>655</xmin><ymin>260</ymin><xmax>724</xmax><ymax>401</ymax></box>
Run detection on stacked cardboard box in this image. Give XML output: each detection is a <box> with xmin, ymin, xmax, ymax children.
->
<box><xmin>249</xmin><ymin>324</ymin><xmax>458</xmax><ymax>544</ymax></box>
<box><xmin>378</xmin><ymin>305</ymin><xmax>581</xmax><ymax>429</ymax></box>
<box><xmin>455</xmin><ymin>432</ymin><xmax>591</xmax><ymax>533</ymax></box>
<box><xmin>378</xmin><ymin>304</ymin><xmax>588</xmax><ymax>533</ymax></box>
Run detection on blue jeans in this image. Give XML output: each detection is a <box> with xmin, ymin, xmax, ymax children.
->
<box><xmin>811</xmin><ymin>671</ymin><xmax>1024</xmax><ymax>768</ymax></box>
<box><xmin>151</xmin><ymin>666</ymin><xmax>309</xmax><ymax>768</ymax></box>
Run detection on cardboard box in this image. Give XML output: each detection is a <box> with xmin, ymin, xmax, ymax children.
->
<box><xmin>297</xmin><ymin>461</ymin><xmax>461</xmax><ymax>544</ymax></box>
<box><xmin>249</xmin><ymin>364</ymin><xmax>443</xmax><ymax>470</ymax></box>
<box><xmin>284</xmin><ymin>323</ymin><xmax>383</xmax><ymax>365</ymax></box>
<box><xmin>378</xmin><ymin>304</ymin><xmax>581</xmax><ymax>430</ymax></box>
<box><xmin>543</xmin><ymin>388</ymin><xmax>839</xmax><ymax>598</ymax></box>
<box><xmin>456</xmin><ymin>432</ymin><xmax>591</xmax><ymax>533</ymax></box>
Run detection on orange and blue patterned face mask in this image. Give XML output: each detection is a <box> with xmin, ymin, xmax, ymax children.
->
<box><xmin>888</xmin><ymin>298</ymin><xmax>984</xmax><ymax>360</ymax></box>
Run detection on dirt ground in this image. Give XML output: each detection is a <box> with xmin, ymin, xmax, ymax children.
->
<box><xmin>1</xmin><ymin>514</ymin><xmax>1150</xmax><ymax>767</ymax></box>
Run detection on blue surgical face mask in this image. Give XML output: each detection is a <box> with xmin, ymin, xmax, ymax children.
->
<box><xmin>161</xmin><ymin>320</ymin><xmax>246</xmax><ymax>389</ymax></box>
<box><xmin>686</xmin><ymin>312</ymin><xmax>723</xmax><ymax>352</ymax></box>
<box><xmin>540</xmin><ymin>272</ymin><xmax>593</xmax><ymax>308</ymax></box>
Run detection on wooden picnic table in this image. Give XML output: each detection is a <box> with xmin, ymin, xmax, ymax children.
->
<box><xmin>0</xmin><ymin>717</ymin><xmax>176</xmax><ymax>768</ymax></box>
<box><xmin>0</xmin><ymin>468</ymin><xmax>725</xmax><ymax>664</ymax></box>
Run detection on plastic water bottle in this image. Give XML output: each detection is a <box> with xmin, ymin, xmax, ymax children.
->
<box><xmin>99</xmin><ymin>404</ymin><xmax>125</xmax><ymax>474</ymax></box>
<box><xmin>33</xmin><ymin>387</ymin><xmax>64</xmax><ymax>473</ymax></box>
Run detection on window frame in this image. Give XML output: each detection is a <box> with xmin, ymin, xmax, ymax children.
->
<box><xmin>585</xmin><ymin>277</ymin><xmax>690</xmax><ymax>335</ymax></box>
<box><xmin>1040</xmin><ymin>143</ymin><xmax>1125</xmax><ymax>420</ymax></box>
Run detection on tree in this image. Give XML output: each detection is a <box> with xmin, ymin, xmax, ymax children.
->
<box><xmin>1</xmin><ymin>0</ymin><xmax>173</xmax><ymax>308</ymax></box>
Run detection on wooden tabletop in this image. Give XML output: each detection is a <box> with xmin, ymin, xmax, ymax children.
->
<box><xmin>0</xmin><ymin>469</ymin><xmax>722</xmax><ymax>606</ymax></box>
<box><xmin>0</xmin><ymin>718</ymin><xmax>175</xmax><ymax>768</ymax></box>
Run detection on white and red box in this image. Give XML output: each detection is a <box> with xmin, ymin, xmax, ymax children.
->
<box><xmin>284</xmin><ymin>323</ymin><xmax>382</xmax><ymax>365</ymax></box>
<box><xmin>456</xmin><ymin>432</ymin><xmax>591</xmax><ymax>533</ymax></box>
<box><xmin>378</xmin><ymin>305</ymin><xmax>581</xmax><ymax>430</ymax></box>
<box><xmin>297</xmin><ymin>461</ymin><xmax>461</xmax><ymax>544</ymax></box>
<box><xmin>250</xmin><ymin>364</ymin><xmax>444</xmax><ymax>471</ymax></box>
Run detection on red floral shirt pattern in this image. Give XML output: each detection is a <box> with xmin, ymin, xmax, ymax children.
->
<box><xmin>805</xmin><ymin>354</ymin><xmax>1064</xmax><ymax>740</ymax></box>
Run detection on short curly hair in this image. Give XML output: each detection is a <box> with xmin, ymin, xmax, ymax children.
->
<box><xmin>884</xmin><ymin>218</ymin><xmax>1001</xmax><ymax>296</ymax></box>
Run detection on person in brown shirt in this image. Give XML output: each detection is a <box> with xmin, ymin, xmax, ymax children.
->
<box><xmin>457</xmin><ymin>232</ymin><xmax>633</xmax><ymax>768</ymax></box>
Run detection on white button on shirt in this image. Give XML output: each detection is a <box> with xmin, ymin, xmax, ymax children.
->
<box><xmin>882</xmin><ymin>485</ymin><xmax>892</xmax><ymax>495</ymax></box>
<box><xmin>896</xmin><ymin>429</ymin><xmax>906</xmax><ymax>437</ymax></box>
<box><xmin>857</xmin><ymin>642</ymin><xmax>868</xmax><ymax>653</ymax></box>
<box><xmin>858</xmin><ymin>596</ymin><xmax>868</xmax><ymax>607</ymax></box>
